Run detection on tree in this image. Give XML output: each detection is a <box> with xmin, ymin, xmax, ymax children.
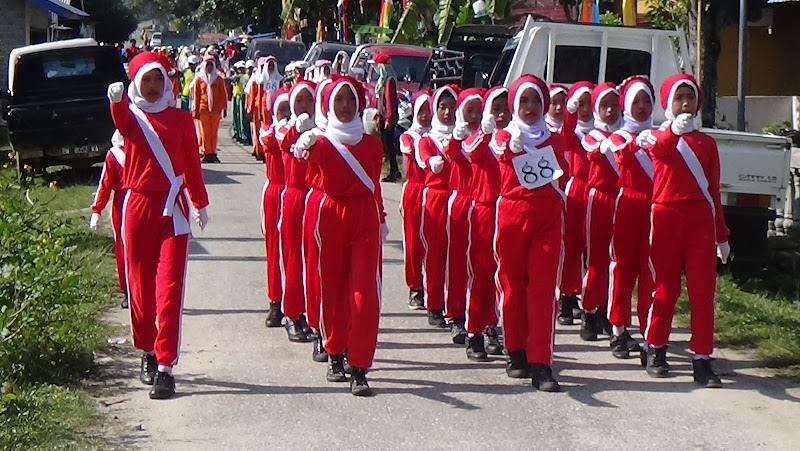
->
<box><xmin>79</xmin><ymin>0</ymin><xmax>139</xmax><ymax>43</ymax></box>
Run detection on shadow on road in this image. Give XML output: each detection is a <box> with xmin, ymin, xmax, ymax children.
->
<box><xmin>201</xmin><ymin>168</ymin><xmax>253</xmax><ymax>185</ymax></box>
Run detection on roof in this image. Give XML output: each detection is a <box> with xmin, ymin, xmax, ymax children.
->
<box><xmin>8</xmin><ymin>38</ymin><xmax>98</xmax><ymax>95</ymax></box>
<box><xmin>29</xmin><ymin>0</ymin><xmax>89</xmax><ymax>20</ymax></box>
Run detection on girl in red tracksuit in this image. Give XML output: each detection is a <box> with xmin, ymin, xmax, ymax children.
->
<box><xmin>293</xmin><ymin>75</ymin><xmax>387</xmax><ymax>397</ymax></box>
<box><xmin>90</xmin><ymin>131</ymin><xmax>128</xmax><ymax>309</ymax></box>
<box><xmin>399</xmin><ymin>90</ymin><xmax>432</xmax><ymax>310</ymax></box>
<box><xmin>108</xmin><ymin>52</ymin><xmax>209</xmax><ymax>400</ymax></box>
<box><xmin>579</xmin><ymin>82</ymin><xmax>622</xmax><ymax>342</ymax></box>
<box><xmin>462</xmin><ymin>86</ymin><xmax>509</xmax><ymax>361</ymax></box>
<box><xmin>491</xmin><ymin>74</ymin><xmax>566</xmax><ymax>392</ymax></box>
<box><xmin>445</xmin><ymin>88</ymin><xmax>483</xmax><ymax>345</ymax></box>
<box><xmin>606</xmin><ymin>76</ymin><xmax>656</xmax><ymax>359</ymax></box>
<box><xmin>545</xmin><ymin>84</ymin><xmax>567</xmax><ymax>132</ymax></box>
<box><xmin>558</xmin><ymin>81</ymin><xmax>595</xmax><ymax>326</ymax></box>
<box><xmin>418</xmin><ymin>86</ymin><xmax>459</xmax><ymax>328</ymax></box>
<box><xmin>277</xmin><ymin>80</ymin><xmax>317</xmax><ymax>343</ymax></box>
<box><xmin>642</xmin><ymin>74</ymin><xmax>730</xmax><ymax>388</ymax></box>
<box><xmin>259</xmin><ymin>87</ymin><xmax>289</xmax><ymax>329</ymax></box>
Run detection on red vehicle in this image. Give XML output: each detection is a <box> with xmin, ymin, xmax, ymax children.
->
<box><xmin>348</xmin><ymin>44</ymin><xmax>432</xmax><ymax>108</ymax></box>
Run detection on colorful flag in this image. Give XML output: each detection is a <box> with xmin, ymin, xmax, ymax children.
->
<box><xmin>317</xmin><ymin>19</ymin><xmax>325</xmax><ymax>42</ymax></box>
<box><xmin>338</xmin><ymin>0</ymin><xmax>349</xmax><ymax>42</ymax></box>
<box><xmin>580</xmin><ymin>0</ymin><xmax>592</xmax><ymax>23</ymax></box>
<box><xmin>591</xmin><ymin>0</ymin><xmax>600</xmax><ymax>24</ymax></box>
<box><xmin>379</xmin><ymin>0</ymin><xmax>393</xmax><ymax>30</ymax></box>
<box><xmin>622</xmin><ymin>0</ymin><xmax>636</xmax><ymax>26</ymax></box>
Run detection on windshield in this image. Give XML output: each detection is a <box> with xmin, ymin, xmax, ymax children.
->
<box><xmin>250</xmin><ymin>40</ymin><xmax>307</xmax><ymax>64</ymax></box>
<box><xmin>370</xmin><ymin>55</ymin><xmax>429</xmax><ymax>83</ymax></box>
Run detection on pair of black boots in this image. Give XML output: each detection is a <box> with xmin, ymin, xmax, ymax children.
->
<box><xmin>139</xmin><ymin>354</ymin><xmax>175</xmax><ymax>400</ymax></box>
<box><xmin>326</xmin><ymin>354</ymin><xmax>372</xmax><ymax>396</ymax></box>
<box><xmin>505</xmin><ymin>350</ymin><xmax>560</xmax><ymax>392</ymax></box>
<box><xmin>265</xmin><ymin>302</ymin><xmax>314</xmax><ymax>343</ymax></box>
<box><xmin>643</xmin><ymin>345</ymin><xmax>722</xmax><ymax>388</ymax></box>
<box><xmin>465</xmin><ymin>326</ymin><xmax>505</xmax><ymax>362</ymax></box>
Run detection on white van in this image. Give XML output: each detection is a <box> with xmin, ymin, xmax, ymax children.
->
<box><xmin>150</xmin><ymin>32</ymin><xmax>163</xmax><ymax>48</ymax></box>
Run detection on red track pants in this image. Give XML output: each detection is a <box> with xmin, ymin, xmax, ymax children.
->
<box><xmin>466</xmin><ymin>202</ymin><xmax>498</xmax><ymax>336</ymax></box>
<box><xmin>560</xmin><ymin>178</ymin><xmax>588</xmax><ymax>295</ymax></box>
<box><xmin>303</xmin><ymin>189</ymin><xmax>324</xmax><ymax>331</ymax></box>
<box><xmin>122</xmin><ymin>191</ymin><xmax>189</xmax><ymax>367</ymax></box>
<box><xmin>495</xmin><ymin>196</ymin><xmax>563</xmax><ymax>365</ymax></box>
<box><xmin>608</xmin><ymin>188</ymin><xmax>653</xmax><ymax>332</ymax></box>
<box><xmin>582</xmin><ymin>187</ymin><xmax>618</xmax><ymax>312</ymax></box>
<box><xmin>110</xmin><ymin>193</ymin><xmax>127</xmax><ymax>294</ymax></box>
<box><xmin>645</xmin><ymin>201</ymin><xmax>717</xmax><ymax>354</ymax></box>
<box><xmin>421</xmin><ymin>188</ymin><xmax>451</xmax><ymax>312</ymax></box>
<box><xmin>279</xmin><ymin>186</ymin><xmax>308</xmax><ymax>321</ymax></box>
<box><xmin>261</xmin><ymin>180</ymin><xmax>284</xmax><ymax>305</ymax></box>
<box><xmin>446</xmin><ymin>192</ymin><xmax>471</xmax><ymax>320</ymax></box>
<box><xmin>318</xmin><ymin>195</ymin><xmax>382</xmax><ymax>369</ymax></box>
<box><xmin>401</xmin><ymin>182</ymin><xmax>425</xmax><ymax>291</ymax></box>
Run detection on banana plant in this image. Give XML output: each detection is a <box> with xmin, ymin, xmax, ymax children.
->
<box><xmin>437</xmin><ymin>0</ymin><xmax>471</xmax><ymax>43</ymax></box>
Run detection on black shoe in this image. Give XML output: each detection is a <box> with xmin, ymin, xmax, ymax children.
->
<box><xmin>284</xmin><ymin>317</ymin><xmax>313</xmax><ymax>343</ymax></box>
<box><xmin>381</xmin><ymin>172</ymin><xmax>401</xmax><ymax>183</ymax></box>
<box><xmin>350</xmin><ymin>367</ymin><xmax>373</xmax><ymax>397</ymax></box>
<box><xmin>571</xmin><ymin>296</ymin><xmax>582</xmax><ymax>320</ymax></box>
<box><xmin>623</xmin><ymin>330</ymin><xmax>641</xmax><ymax>352</ymax></box>
<box><xmin>530</xmin><ymin>363</ymin><xmax>561</xmax><ymax>392</ymax></box>
<box><xmin>610</xmin><ymin>334</ymin><xmax>630</xmax><ymax>359</ymax></box>
<box><xmin>483</xmin><ymin>326</ymin><xmax>504</xmax><ymax>356</ymax></box>
<box><xmin>312</xmin><ymin>332</ymin><xmax>328</xmax><ymax>363</ymax></box>
<box><xmin>427</xmin><ymin>310</ymin><xmax>447</xmax><ymax>328</ymax></box>
<box><xmin>595</xmin><ymin>309</ymin><xmax>613</xmax><ymax>336</ymax></box>
<box><xmin>255</xmin><ymin>153</ymin><xmax>265</xmax><ymax>162</ymax></box>
<box><xmin>466</xmin><ymin>334</ymin><xmax>489</xmax><ymax>362</ymax></box>
<box><xmin>297</xmin><ymin>314</ymin><xmax>313</xmax><ymax>338</ymax></box>
<box><xmin>148</xmin><ymin>371</ymin><xmax>176</xmax><ymax>399</ymax></box>
<box><xmin>579</xmin><ymin>311</ymin><xmax>598</xmax><ymax>341</ymax></box>
<box><xmin>692</xmin><ymin>358</ymin><xmax>722</xmax><ymax>388</ymax></box>
<box><xmin>557</xmin><ymin>294</ymin><xmax>576</xmax><ymax>326</ymax></box>
<box><xmin>506</xmin><ymin>349</ymin><xmax>531</xmax><ymax>379</ymax></box>
<box><xmin>639</xmin><ymin>346</ymin><xmax>648</xmax><ymax>368</ymax></box>
<box><xmin>646</xmin><ymin>346</ymin><xmax>670</xmax><ymax>378</ymax></box>
<box><xmin>408</xmin><ymin>289</ymin><xmax>425</xmax><ymax>310</ymax></box>
<box><xmin>450</xmin><ymin>319</ymin><xmax>467</xmax><ymax>345</ymax></box>
<box><xmin>210</xmin><ymin>154</ymin><xmax>221</xmax><ymax>163</ymax></box>
<box><xmin>201</xmin><ymin>154</ymin><xmax>214</xmax><ymax>164</ymax></box>
<box><xmin>265</xmin><ymin>302</ymin><xmax>284</xmax><ymax>328</ymax></box>
<box><xmin>326</xmin><ymin>354</ymin><xmax>348</xmax><ymax>382</ymax></box>
<box><xmin>121</xmin><ymin>295</ymin><xmax>129</xmax><ymax>309</ymax></box>
<box><xmin>139</xmin><ymin>354</ymin><xmax>157</xmax><ymax>385</ymax></box>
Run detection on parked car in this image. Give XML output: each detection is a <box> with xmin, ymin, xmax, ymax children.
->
<box><xmin>246</xmin><ymin>38</ymin><xmax>307</xmax><ymax>73</ymax></box>
<box><xmin>150</xmin><ymin>31</ymin><xmax>163</xmax><ymax>48</ymax></box>
<box><xmin>442</xmin><ymin>24</ymin><xmax>514</xmax><ymax>88</ymax></box>
<box><xmin>1</xmin><ymin>38</ymin><xmax>128</xmax><ymax>174</ymax></box>
<box><xmin>304</xmin><ymin>42</ymin><xmax>355</xmax><ymax>65</ymax></box>
<box><xmin>348</xmin><ymin>43</ymin><xmax>432</xmax><ymax>108</ymax></box>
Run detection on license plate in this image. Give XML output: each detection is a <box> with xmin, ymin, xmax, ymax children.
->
<box><xmin>62</xmin><ymin>145</ymin><xmax>99</xmax><ymax>155</ymax></box>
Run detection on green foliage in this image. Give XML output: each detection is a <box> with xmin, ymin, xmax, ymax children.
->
<box><xmin>82</xmin><ymin>0</ymin><xmax>139</xmax><ymax>43</ymax></box>
<box><xmin>762</xmin><ymin>121</ymin><xmax>793</xmax><ymax>136</ymax></box>
<box><xmin>645</xmin><ymin>0</ymin><xmax>689</xmax><ymax>30</ymax></box>
<box><xmin>437</xmin><ymin>0</ymin><xmax>469</xmax><ymax>44</ymax></box>
<box><xmin>599</xmin><ymin>11</ymin><xmax>623</xmax><ymax>26</ymax></box>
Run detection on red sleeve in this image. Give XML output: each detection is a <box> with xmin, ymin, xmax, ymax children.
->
<box><xmin>417</xmin><ymin>137</ymin><xmax>437</xmax><ymax>170</ymax></box>
<box><xmin>464</xmin><ymin>133</ymin><xmax>492</xmax><ymax>163</ymax></box>
<box><xmin>559</xmin><ymin>110</ymin><xmax>581</xmax><ymax>152</ymax></box>
<box><xmin>492</xmin><ymin>130</ymin><xmax>515</xmax><ymax>162</ymax></box>
<box><xmin>110</xmin><ymin>97</ymin><xmax>135</xmax><ymax>135</ymax></box>
<box><xmin>647</xmin><ymin>127</ymin><xmax>680</xmax><ymax>160</ymax></box>
<box><xmin>90</xmin><ymin>152</ymin><xmax>116</xmax><ymax>213</ymax></box>
<box><xmin>399</xmin><ymin>133</ymin><xmax>415</xmax><ymax>154</ymax></box>
<box><xmin>263</xmin><ymin>128</ymin><xmax>281</xmax><ymax>156</ymax></box>
<box><xmin>369</xmin><ymin>135</ymin><xmax>387</xmax><ymax>223</ymax></box>
<box><xmin>443</xmin><ymin>137</ymin><xmax>463</xmax><ymax>160</ymax></box>
<box><xmin>279</xmin><ymin>125</ymin><xmax>301</xmax><ymax>154</ymax></box>
<box><xmin>384</xmin><ymin>79</ymin><xmax>398</xmax><ymax>125</ymax></box>
<box><xmin>705</xmin><ymin>136</ymin><xmax>730</xmax><ymax>242</ymax></box>
<box><xmin>181</xmin><ymin>114</ymin><xmax>209</xmax><ymax>209</ymax></box>
<box><xmin>552</xmin><ymin>135</ymin><xmax>569</xmax><ymax>190</ymax></box>
<box><xmin>612</xmin><ymin>138</ymin><xmax>637</xmax><ymax>166</ymax></box>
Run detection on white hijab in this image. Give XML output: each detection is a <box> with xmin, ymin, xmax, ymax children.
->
<box><xmin>621</xmin><ymin>81</ymin><xmax>654</xmax><ymax>134</ymax></box>
<box><xmin>428</xmin><ymin>87</ymin><xmax>457</xmax><ymax>142</ymax></box>
<box><xmin>592</xmin><ymin>86</ymin><xmax>622</xmax><ymax>134</ymax></box>
<box><xmin>326</xmin><ymin>82</ymin><xmax>365</xmax><ymax>146</ymax></box>
<box><xmin>315</xmin><ymin>79</ymin><xmax>334</xmax><ymax>130</ymax></box>
<box><xmin>410</xmin><ymin>94</ymin><xmax>432</xmax><ymax>135</ymax></box>
<box><xmin>510</xmin><ymin>81</ymin><xmax>550</xmax><ymax>148</ymax></box>
<box><xmin>193</xmin><ymin>60</ymin><xmax>219</xmax><ymax>111</ymax></box>
<box><xmin>262</xmin><ymin>57</ymin><xmax>282</xmax><ymax>94</ymax></box>
<box><xmin>127</xmin><ymin>61</ymin><xmax>175</xmax><ymax>113</ymax></box>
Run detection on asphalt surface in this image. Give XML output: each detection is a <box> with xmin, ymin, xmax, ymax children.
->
<box><xmin>101</xmin><ymin>122</ymin><xmax>800</xmax><ymax>450</ymax></box>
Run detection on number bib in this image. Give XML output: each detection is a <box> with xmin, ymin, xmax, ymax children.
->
<box><xmin>511</xmin><ymin>145</ymin><xmax>564</xmax><ymax>190</ymax></box>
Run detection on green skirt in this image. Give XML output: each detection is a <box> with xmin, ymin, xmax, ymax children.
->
<box><xmin>232</xmin><ymin>96</ymin><xmax>251</xmax><ymax>143</ymax></box>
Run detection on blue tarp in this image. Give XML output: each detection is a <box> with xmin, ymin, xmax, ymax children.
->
<box><xmin>28</xmin><ymin>0</ymin><xmax>89</xmax><ymax>20</ymax></box>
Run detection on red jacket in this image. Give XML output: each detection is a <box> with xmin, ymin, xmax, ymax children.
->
<box><xmin>260</xmin><ymin>124</ymin><xmax>286</xmax><ymax>185</ymax></box>
<box><xmin>417</xmin><ymin>135</ymin><xmax>455</xmax><ymax>192</ymax></box>
<box><xmin>399</xmin><ymin>131</ymin><xmax>426</xmax><ymax>185</ymax></box>
<box><xmin>464</xmin><ymin>132</ymin><xmax>501</xmax><ymax>205</ymax></box>
<box><xmin>608</xmin><ymin>130</ymin><xmax>653</xmax><ymax>195</ymax></box>
<box><xmin>277</xmin><ymin>123</ymin><xmax>310</xmax><ymax>191</ymax></box>
<box><xmin>490</xmin><ymin>129</ymin><xmax>568</xmax><ymax>201</ymax></box>
<box><xmin>584</xmin><ymin>129</ymin><xmax>619</xmax><ymax>192</ymax></box>
<box><xmin>91</xmin><ymin>148</ymin><xmax>125</xmax><ymax>214</ymax></box>
<box><xmin>445</xmin><ymin>136</ymin><xmax>474</xmax><ymax>195</ymax></box>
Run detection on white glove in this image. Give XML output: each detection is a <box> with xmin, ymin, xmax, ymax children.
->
<box><xmin>509</xmin><ymin>128</ymin><xmax>524</xmax><ymax>153</ymax></box>
<box><xmin>452</xmin><ymin>121</ymin><xmax>470</xmax><ymax>141</ymax></box>
<box><xmin>717</xmin><ymin>241</ymin><xmax>731</xmax><ymax>264</ymax></box>
<box><xmin>293</xmin><ymin>130</ymin><xmax>318</xmax><ymax>159</ymax></box>
<box><xmin>636</xmin><ymin>129</ymin><xmax>654</xmax><ymax>150</ymax></box>
<box><xmin>295</xmin><ymin>113</ymin><xmax>315</xmax><ymax>133</ymax></box>
<box><xmin>380</xmin><ymin>222</ymin><xmax>390</xmax><ymax>243</ymax></box>
<box><xmin>481</xmin><ymin>115</ymin><xmax>496</xmax><ymax>135</ymax></box>
<box><xmin>89</xmin><ymin>213</ymin><xmax>101</xmax><ymax>232</ymax></box>
<box><xmin>107</xmin><ymin>82</ymin><xmax>125</xmax><ymax>103</ymax></box>
<box><xmin>670</xmin><ymin>113</ymin><xmax>695</xmax><ymax>136</ymax></box>
<box><xmin>194</xmin><ymin>207</ymin><xmax>209</xmax><ymax>231</ymax></box>
<box><xmin>429</xmin><ymin>155</ymin><xmax>444</xmax><ymax>174</ymax></box>
<box><xmin>276</xmin><ymin>118</ymin><xmax>289</xmax><ymax>129</ymax></box>
<box><xmin>566</xmin><ymin>95</ymin><xmax>579</xmax><ymax>114</ymax></box>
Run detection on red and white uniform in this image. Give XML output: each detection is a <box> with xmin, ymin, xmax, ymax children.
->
<box><xmin>645</xmin><ymin>74</ymin><xmax>730</xmax><ymax>355</ymax></box>
<box><xmin>608</xmin><ymin>77</ymin><xmax>656</xmax><ymax>332</ymax></box>
<box><xmin>259</xmin><ymin>87</ymin><xmax>289</xmax><ymax>308</ymax></box>
<box><xmin>91</xmin><ymin>132</ymin><xmax>127</xmax><ymax>295</ymax></box>
<box><xmin>581</xmin><ymin>82</ymin><xmax>621</xmax><ymax>313</ymax></box>
<box><xmin>399</xmin><ymin>91</ymin><xmax>431</xmax><ymax>292</ymax></box>
<box><xmin>277</xmin><ymin>80</ymin><xmax>316</xmax><ymax>322</ymax></box>
<box><xmin>306</xmin><ymin>77</ymin><xmax>386</xmax><ymax>369</ymax></box>
<box><xmin>491</xmin><ymin>75</ymin><xmax>567</xmax><ymax>365</ymax></box>
<box><xmin>418</xmin><ymin>86</ymin><xmax>458</xmax><ymax>313</ymax></box>
<box><xmin>558</xmin><ymin>81</ymin><xmax>595</xmax><ymax>296</ymax></box>
<box><xmin>246</xmin><ymin>58</ymin><xmax>267</xmax><ymax>156</ymax></box>
<box><xmin>545</xmin><ymin>84</ymin><xmax>567</xmax><ymax>133</ymax></box>
<box><xmin>110</xmin><ymin>52</ymin><xmax>209</xmax><ymax>370</ymax></box>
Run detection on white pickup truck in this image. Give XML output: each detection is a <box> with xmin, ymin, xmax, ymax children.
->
<box><xmin>484</xmin><ymin>17</ymin><xmax>791</xmax><ymax>264</ymax></box>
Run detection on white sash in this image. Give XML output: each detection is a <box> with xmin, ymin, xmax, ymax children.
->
<box><xmin>321</xmin><ymin>132</ymin><xmax>375</xmax><ymax>194</ymax></box>
<box><xmin>676</xmin><ymin>137</ymin><xmax>714</xmax><ymax>214</ymax></box>
<box><xmin>634</xmin><ymin>149</ymin><xmax>654</xmax><ymax>179</ymax></box>
<box><xmin>511</xmin><ymin>144</ymin><xmax>564</xmax><ymax>190</ymax></box>
<box><xmin>109</xmin><ymin>147</ymin><xmax>125</xmax><ymax>168</ymax></box>
<box><xmin>428</xmin><ymin>135</ymin><xmax>451</xmax><ymax>161</ymax></box>
<box><xmin>599</xmin><ymin>139</ymin><xmax>621</xmax><ymax>176</ymax></box>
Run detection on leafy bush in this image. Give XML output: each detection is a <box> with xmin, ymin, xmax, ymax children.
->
<box><xmin>599</xmin><ymin>11</ymin><xmax>623</xmax><ymax>26</ymax></box>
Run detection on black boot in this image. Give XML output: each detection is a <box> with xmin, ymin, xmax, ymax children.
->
<box><xmin>692</xmin><ymin>358</ymin><xmax>722</xmax><ymax>388</ymax></box>
<box><xmin>557</xmin><ymin>294</ymin><xmax>576</xmax><ymax>326</ymax></box>
<box><xmin>483</xmin><ymin>326</ymin><xmax>504</xmax><ymax>356</ymax></box>
<box><xmin>595</xmin><ymin>308</ymin><xmax>613</xmax><ymax>337</ymax></box>
<box><xmin>408</xmin><ymin>289</ymin><xmax>425</xmax><ymax>310</ymax></box>
<box><xmin>530</xmin><ymin>363</ymin><xmax>561</xmax><ymax>392</ymax></box>
<box><xmin>623</xmin><ymin>330</ymin><xmax>641</xmax><ymax>352</ymax></box>
<box><xmin>465</xmin><ymin>334</ymin><xmax>489</xmax><ymax>362</ymax></box>
<box><xmin>284</xmin><ymin>316</ymin><xmax>312</xmax><ymax>343</ymax></box>
<box><xmin>449</xmin><ymin>318</ymin><xmax>467</xmax><ymax>345</ymax></box>
<box><xmin>326</xmin><ymin>354</ymin><xmax>348</xmax><ymax>382</ymax></box>
<box><xmin>645</xmin><ymin>346</ymin><xmax>670</xmax><ymax>378</ymax></box>
<box><xmin>264</xmin><ymin>302</ymin><xmax>283</xmax><ymax>328</ymax></box>
<box><xmin>350</xmin><ymin>367</ymin><xmax>373</xmax><ymax>396</ymax></box>
<box><xmin>610</xmin><ymin>334</ymin><xmax>630</xmax><ymax>359</ymax></box>
<box><xmin>120</xmin><ymin>294</ymin><xmax>129</xmax><ymax>309</ymax></box>
<box><xmin>427</xmin><ymin>310</ymin><xmax>446</xmax><ymax>328</ymax></box>
<box><xmin>579</xmin><ymin>311</ymin><xmax>598</xmax><ymax>341</ymax></box>
<box><xmin>381</xmin><ymin>171</ymin><xmax>401</xmax><ymax>183</ymax></box>
<box><xmin>139</xmin><ymin>353</ymin><xmax>157</xmax><ymax>385</ymax></box>
<box><xmin>297</xmin><ymin>314</ymin><xmax>313</xmax><ymax>338</ymax></box>
<box><xmin>506</xmin><ymin>350</ymin><xmax>531</xmax><ymax>379</ymax></box>
<box><xmin>148</xmin><ymin>371</ymin><xmax>176</xmax><ymax>399</ymax></box>
<box><xmin>312</xmin><ymin>332</ymin><xmax>328</xmax><ymax>363</ymax></box>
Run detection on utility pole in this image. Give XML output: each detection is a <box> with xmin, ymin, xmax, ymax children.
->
<box><xmin>736</xmin><ymin>0</ymin><xmax>747</xmax><ymax>131</ymax></box>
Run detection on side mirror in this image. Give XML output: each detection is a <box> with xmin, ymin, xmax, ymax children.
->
<box><xmin>349</xmin><ymin>67</ymin><xmax>366</xmax><ymax>81</ymax></box>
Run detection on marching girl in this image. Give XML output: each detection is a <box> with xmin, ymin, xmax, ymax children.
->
<box><xmin>545</xmin><ymin>84</ymin><xmax>567</xmax><ymax>132</ymax></box>
<box><xmin>107</xmin><ymin>52</ymin><xmax>209</xmax><ymax>399</ymax></box>
<box><xmin>641</xmin><ymin>74</ymin><xmax>729</xmax><ymax>388</ymax></box>
<box><xmin>399</xmin><ymin>90</ymin><xmax>432</xmax><ymax>310</ymax></box>
<box><xmin>417</xmin><ymin>85</ymin><xmax>459</xmax><ymax>328</ymax></box>
<box><xmin>292</xmin><ymin>75</ymin><xmax>387</xmax><ymax>396</ymax></box>
<box><xmin>90</xmin><ymin>131</ymin><xmax>128</xmax><ymax>309</ymax></box>
<box><xmin>461</xmin><ymin>86</ymin><xmax>510</xmax><ymax>361</ymax></box>
<box><xmin>259</xmin><ymin>56</ymin><xmax>282</xmax><ymax>126</ymax></box>
<box><xmin>276</xmin><ymin>80</ymin><xmax>318</xmax><ymax>343</ymax></box>
<box><xmin>606</xmin><ymin>76</ymin><xmax>656</xmax><ymax>359</ymax></box>
<box><xmin>192</xmin><ymin>55</ymin><xmax>227</xmax><ymax>164</ymax></box>
<box><xmin>246</xmin><ymin>57</ymin><xmax>267</xmax><ymax>160</ymax></box>
<box><xmin>578</xmin><ymin>82</ymin><xmax>622</xmax><ymax>342</ymax></box>
<box><xmin>490</xmin><ymin>74</ymin><xmax>566</xmax><ymax>391</ymax></box>
<box><xmin>259</xmin><ymin>87</ymin><xmax>290</xmax><ymax>330</ymax></box>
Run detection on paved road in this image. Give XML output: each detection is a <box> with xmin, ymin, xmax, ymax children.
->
<box><xmin>101</xmin><ymin>124</ymin><xmax>800</xmax><ymax>450</ymax></box>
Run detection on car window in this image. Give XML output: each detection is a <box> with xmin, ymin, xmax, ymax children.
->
<box><xmin>369</xmin><ymin>55</ymin><xmax>429</xmax><ymax>83</ymax></box>
<box><xmin>552</xmin><ymin>45</ymin><xmax>600</xmax><ymax>84</ymax></box>
<box><xmin>42</xmin><ymin>56</ymin><xmax>96</xmax><ymax>78</ymax></box>
<box><xmin>605</xmin><ymin>48</ymin><xmax>651</xmax><ymax>84</ymax></box>
<box><xmin>251</xmin><ymin>41</ymin><xmax>307</xmax><ymax>63</ymax></box>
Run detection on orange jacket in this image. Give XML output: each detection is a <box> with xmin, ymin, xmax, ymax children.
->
<box><xmin>192</xmin><ymin>74</ymin><xmax>227</xmax><ymax>115</ymax></box>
